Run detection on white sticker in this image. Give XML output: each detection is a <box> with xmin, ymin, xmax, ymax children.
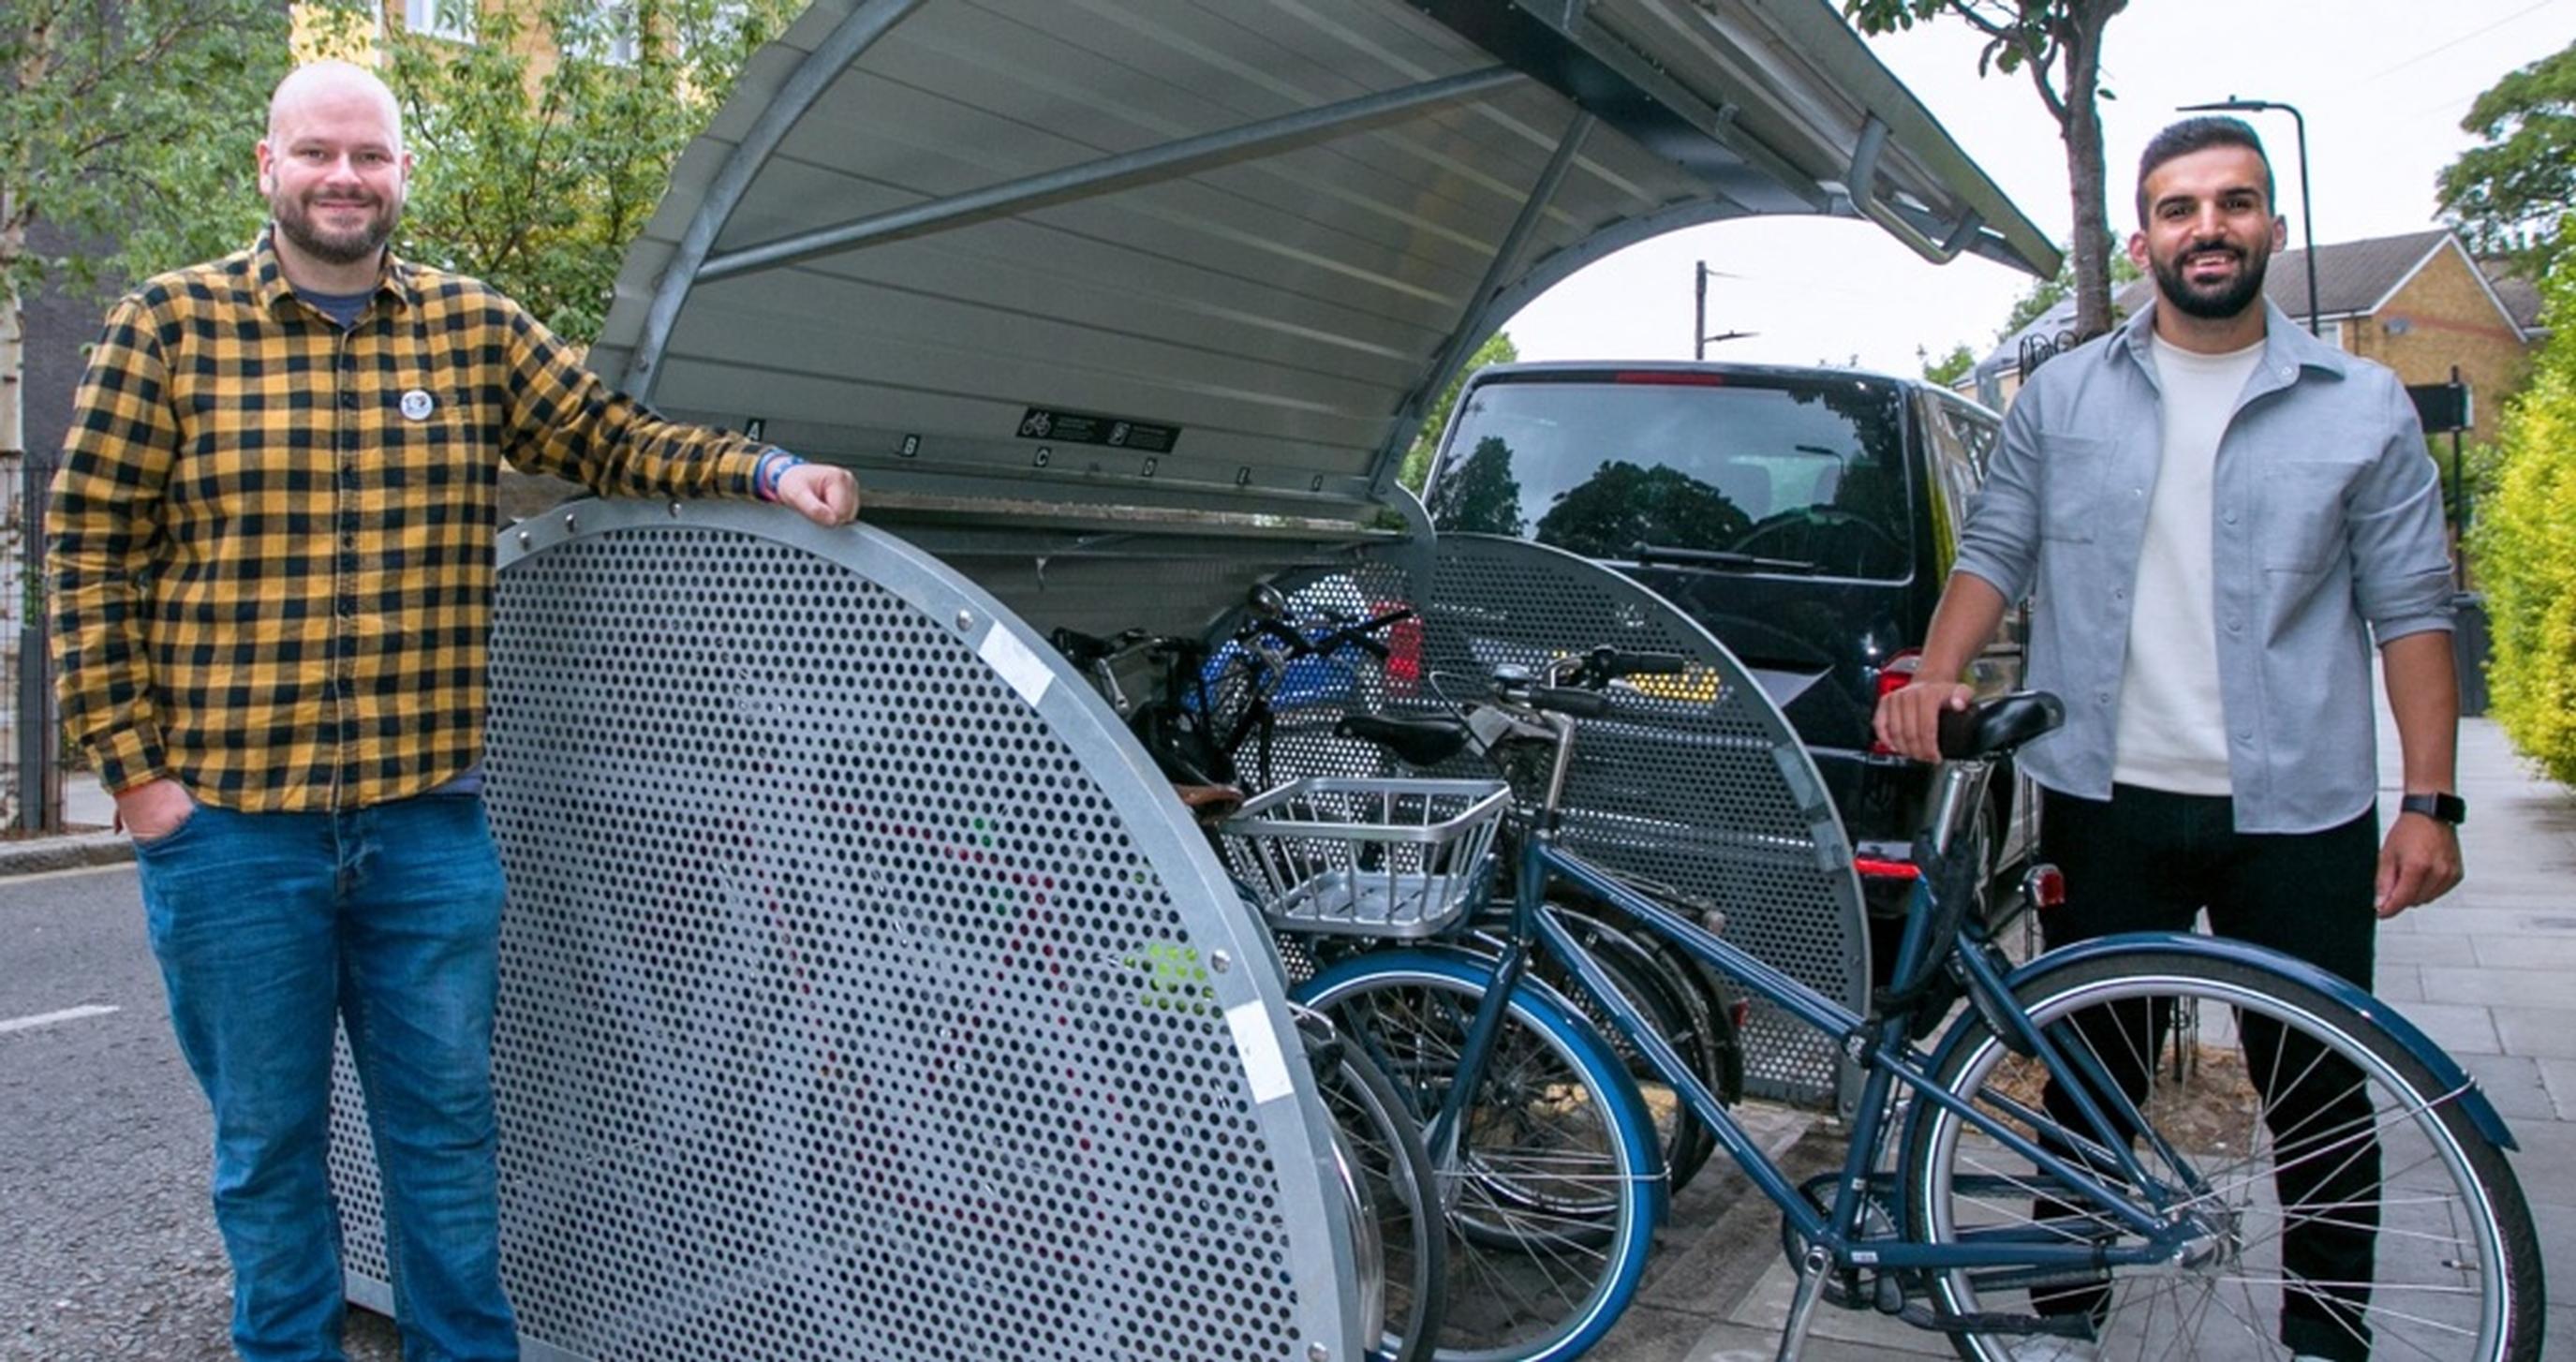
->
<box><xmin>1225</xmin><ymin>1000</ymin><xmax>1295</xmax><ymax>1105</ymax></box>
<box><xmin>399</xmin><ymin>389</ymin><xmax>435</xmax><ymax>422</ymax></box>
<box><xmin>975</xmin><ymin>625</ymin><xmax>1054</xmax><ymax>708</ymax></box>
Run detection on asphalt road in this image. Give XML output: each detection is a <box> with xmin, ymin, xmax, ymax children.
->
<box><xmin>0</xmin><ymin>864</ymin><xmax>400</xmax><ymax>1361</ymax></box>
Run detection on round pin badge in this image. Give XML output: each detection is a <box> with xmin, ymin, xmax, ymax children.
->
<box><xmin>400</xmin><ymin>389</ymin><xmax>435</xmax><ymax>422</ymax></box>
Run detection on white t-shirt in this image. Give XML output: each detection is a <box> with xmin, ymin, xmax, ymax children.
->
<box><xmin>2111</xmin><ymin>333</ymin><xmax>2269</xmax><ymax>794</ymax></box>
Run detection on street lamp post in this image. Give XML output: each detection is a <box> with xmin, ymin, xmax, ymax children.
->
<box><xmin>2178</xmin><ymin>96</ymin><xmax>2321</xmax><ymax>337</ymax></box>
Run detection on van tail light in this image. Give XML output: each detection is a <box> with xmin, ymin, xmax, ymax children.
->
<box><xmin>1867</xmin><ymin>650</ymin><xmax>1922</xmax><ymax>755</ymax></box>
<box><xmin>2022</xmin><ymin>864</ymin><xmax>2066</xmax><ymax>910</ymax></box>
<box><xmin>1854</xmin><ymin>856</ymin><xmax>1921</xmax><ymax>881</ymax></box>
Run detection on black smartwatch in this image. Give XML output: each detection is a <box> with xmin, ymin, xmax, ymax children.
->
<box><xmin>2400</xmin><ymin>792</ymin><xmax>2467</xmax><ymax>826</ymax></box>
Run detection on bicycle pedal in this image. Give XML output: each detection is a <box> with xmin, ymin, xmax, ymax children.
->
<box><xmin>1897</xmin><ymin>1304</ymin><xmax>2094</xmax><ymax>1340</ymax></box>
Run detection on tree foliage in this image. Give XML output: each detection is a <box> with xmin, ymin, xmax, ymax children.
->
<box><xmin>2</xmin><ymin>0</ymin><xmax>296</xmax><ymax>300</ymax></box>
<box><xmin>2437</xmin><ymin>38</ymin><xmax>2576</xmax><ymax>283</ymax></box>
<box><xmin>2466</xmin><ymin>259</ymin><xmax>2576</xmax><ymax>785</ymax></box>
<box><xmin>1399</xmin><ymin>331</ymin><xmax>1517</xmax><ymax>492</ymax></box>
<box><xmin>383</xmin><ymin>0</ymin><xmax>798</xmax><ymax>346</ymax></box>
<box><xmin>1919</xmin><ymin>342</ymin><xmax>1975</xmax><ymax>387</ymax></box>
<box><xmin>1844</xmin><ymin>0</ymin><xmax>2129</xmax><ymax>339</ymax></box>
<box><xmin>3</xmin><ymin>0</ymin><xmax>306</xmax><ymax>467</ymax></box>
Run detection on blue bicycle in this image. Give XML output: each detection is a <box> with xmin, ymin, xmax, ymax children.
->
<box><xmin>1283</xmin><ymin>649</ymin><xmax>2544</xmax><ymax>1362</ymax></box>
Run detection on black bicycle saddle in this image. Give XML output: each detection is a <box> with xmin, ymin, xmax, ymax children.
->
<box><xmin>1335</xmin><ymin>713</ymin><xmax>1475</xmax><ymax>769</ymax></box>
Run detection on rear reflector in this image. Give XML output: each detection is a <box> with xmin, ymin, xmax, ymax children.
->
<box><xmin>1855</xmin><ymin>856</ymin><xmax>1921</xmax><ymax>880</ymax></box>
<box><xmin>1867</xmin><ymin>650</ymin><xmax>1922</xmax><ymax>756</ymax></box>
<box><xmin>2023</xmin><ymin>864</ymin><xmax>2067</xmax><ymax>910</ymax></box>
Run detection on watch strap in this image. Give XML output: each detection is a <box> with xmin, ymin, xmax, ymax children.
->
<box><xmin>2400</xmin><ymin>792</ymin><xmax>2466</xmax><ymax>825</ymax></box>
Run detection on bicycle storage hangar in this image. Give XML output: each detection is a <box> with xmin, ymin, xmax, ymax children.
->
<box><xmin>320</xmin><ymin>3</ymin><xmax>2060</xmax><ymax>1358</ymax></box>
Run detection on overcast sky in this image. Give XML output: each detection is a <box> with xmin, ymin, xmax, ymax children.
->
<box><xmin>1502</xmin><ymin>0</ymin><xmax>2576</xmax><ymax>378</ymax></box>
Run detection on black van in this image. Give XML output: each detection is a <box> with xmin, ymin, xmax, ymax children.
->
<box><xmin>1420</xmin><ymin>360</ymin><xmax>2035</xmax><ymax>934</ymax></box>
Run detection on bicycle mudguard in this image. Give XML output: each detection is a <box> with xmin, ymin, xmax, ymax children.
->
<box><xmin>1292</xmin><ymin>943</ymin><xmax>1672</xmax><ymax>1208</ymax></box>
<box><xmin>1992</xmin><ymin>930</ymin><xmax>2517</xmax><ymax>1150</ymax></box>
<box><xmin>1302</xmin><ymin>942</ymin><xmax>1613</xmax><ymax>1063</ymax></box>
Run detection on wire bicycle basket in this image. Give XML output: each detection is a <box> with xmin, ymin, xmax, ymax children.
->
<box><xmin>1218</xmin><ymin>777</ymin><xmax>1509</xmax><ymax>938</ymax></box>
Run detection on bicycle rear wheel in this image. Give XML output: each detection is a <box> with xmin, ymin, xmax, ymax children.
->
<box><xmin>1297</xmin><ymin>951</ymin><xmax>1660</xmax><ymax>1362</ymax></box>
<box><xmin>1901</xmin><ymin>945</ymin><xmax>2544</xmax><ymax>1361</ymax></box>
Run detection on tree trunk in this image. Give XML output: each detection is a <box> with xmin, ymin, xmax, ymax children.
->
<box><xmin>2</xmin><ymin>200</ymin><xmax>30</xmax><ymax>831</ymax></box>
<box><xmin>2057</xmin><ymin>7</ymin><xmax>2118</xmax><ymax>340</ymax></box>
<box><xmin>1</xmin><ymin>201</ymin><xmax>22</xmax><ymax>466</ymax></box>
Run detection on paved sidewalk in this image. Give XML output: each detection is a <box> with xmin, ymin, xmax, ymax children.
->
<box><xmin>1590</xmin><ymin>704</ymin><xmax>2576</xmax><ymax>1360</ymax></box>
<box><xmin>0</xmin><ymin>777</ymin><xmax>124</xmax><ymax>876</ymax></box>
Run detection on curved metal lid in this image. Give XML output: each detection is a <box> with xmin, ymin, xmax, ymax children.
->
<box><xmin>591</xmin><ymin>0</ymin><xmax>2058</xmax><ymax>526</ymax></box>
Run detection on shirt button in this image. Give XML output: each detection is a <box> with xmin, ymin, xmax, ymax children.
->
<box><xmin>2223</xmin><ymin>509</ymin><xmax>2238</xmax><ymax>525</ymax></box>
<box><xmin>339</xmin><ymin>391</ymin><xmax>358</xmax><ymax>409</ymax></box>
<box><xmin>2112</xmin><ymin>588</ymin><xmax>2126</xmax><ymax>602</ymax></box>
<box><xmin>2095</xmin><ymin>690</ymin><xmax>2111</xmax><ymax>705</ymax></box>
<box><xmin>2238</xmin><ymin>729</ymin><xmax>2255</xmax><ymax>744</ymax></box>
<box><xmin>2227</xmin><ymin>618</ymin><xmax>2243</xmax><ymax>633</ymax></box>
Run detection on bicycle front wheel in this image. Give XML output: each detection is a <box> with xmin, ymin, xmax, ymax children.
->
<box><xmin>1297</xmin><ymin>951</ymin><xmax>1661</xmax><ymax>1362</ymax></box>
<box><xmin>1310</xmin><ymin>1026</ymin><xmax>1447</xmax><ymax>1362</ymax></box>
<box><xmin>1901</xmin><ymin>944</ymin><xmax>2544</xmax><ymax>1361</ymax></box>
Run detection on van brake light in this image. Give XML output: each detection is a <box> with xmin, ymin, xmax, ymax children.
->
<box><xmin>1867</xmin><ymin>650</ymin><xmax>1921</xmax><ymax>755</ymax></box>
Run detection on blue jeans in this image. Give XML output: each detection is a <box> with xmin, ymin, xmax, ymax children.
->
<box><xmin>135</xmin><ymin>792</ymin><xmax>518</xmax><ymax>1362</ymax></box>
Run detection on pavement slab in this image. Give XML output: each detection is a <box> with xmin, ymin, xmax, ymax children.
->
<box><xmin>2495</xmin><ymin>1007</ymin><xmax>2576</xmax><ymax>1059</ymax></box>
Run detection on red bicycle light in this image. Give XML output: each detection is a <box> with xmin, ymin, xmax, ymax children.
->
<box><xmin>1854</xmin><ymin>856</ymin><xmax>1922</xmax><ymax>881</ymax></box>
<box><xmin>2023</xmin><ymin>864</ymin><xmax>2066</xmax><ymax>910</ymax></box>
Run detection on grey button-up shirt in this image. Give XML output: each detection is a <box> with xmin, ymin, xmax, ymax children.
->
<box><xmin>1953</xmin><ymin>300</ymin><xmax>2452</xmax><ymax>833</ymax></box>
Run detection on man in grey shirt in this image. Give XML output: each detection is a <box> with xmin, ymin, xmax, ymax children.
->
<box><xmin>1875</xmin><ymin>118</ymin><xmax>2462</xmax><ymax>1362</ymax></box>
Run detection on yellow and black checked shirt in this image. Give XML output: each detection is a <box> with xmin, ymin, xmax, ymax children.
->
<box><xmin>50</xmin><ymin>232</ymin><xmax>770</xmax><ymax>810</ymax></box>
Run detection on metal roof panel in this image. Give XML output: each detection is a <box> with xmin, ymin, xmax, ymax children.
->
<box><xmin>591</xmin><ymin>0</ymin><xmax>2057</xmax><ymax>525</ymax></box>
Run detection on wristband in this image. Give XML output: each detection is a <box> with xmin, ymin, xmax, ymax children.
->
<box><xmin>753</xmin><ymin>449</ymin><xmax>807</xmax><ymax>501</ymax></box>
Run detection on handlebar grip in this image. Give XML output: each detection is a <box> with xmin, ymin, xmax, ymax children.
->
<box><xmin>1531</xmin><ymin>686</ymin><xmax>1615</xmax><ymax>719</ymax></box>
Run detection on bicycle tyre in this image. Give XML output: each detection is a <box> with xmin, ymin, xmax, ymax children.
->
<box><xmin>1311</xmin><ymin>1027</ymin><xmax>1448</xmax><ymax>1362</ymax></box>
<box><xmin>1296</xmin><ymin>950</ymin><xmax>1662</xmax><ymax>1362</ymax></box>
<box><xmin>1899</xmin><ymin>944</ymin><xmax>2545</xmax><ymax>1362</ymax></box>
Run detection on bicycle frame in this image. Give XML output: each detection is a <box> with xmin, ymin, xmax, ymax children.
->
<box><xmin>1405</xmin><ymin>759</ymin><xmax>2219</xmax><ymax>1283</ymax></box>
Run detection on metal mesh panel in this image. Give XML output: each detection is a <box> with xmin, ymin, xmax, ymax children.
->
<box><xmin>329</xmin><ymin>503</ymin><xmax>1348</xmax><ymax>1360</ymax></box>
<box><xmin>1413</xmin><ymin>536</ymin><xmax>1866</xmax><ymax>1106</ymax></box>
<box><xmin>1233</xmin><ymin>540</ymin><xmax>1864</xmax><ymax>1106</ymax></box>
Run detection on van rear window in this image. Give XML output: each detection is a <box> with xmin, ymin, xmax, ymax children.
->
<box><xmin>1425</xmin><ymin>376</ymin><xmax>1911</xmax><ymax>580</ymax></box>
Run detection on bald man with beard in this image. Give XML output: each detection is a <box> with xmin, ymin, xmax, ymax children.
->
<box><xmin>49</xmin><ymin>62</ymin><xmax>858</xmax><ymax>1360</ymax></box>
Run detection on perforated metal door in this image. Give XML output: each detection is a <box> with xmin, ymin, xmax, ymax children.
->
<box><xmin>328</xmin><ymin>500</ymin><xmax>1352</xmax><ymax>1361</ymax></box>
<box><xmin>1228</xmin><ymin>539</ymin><xmax>1866</xmax><ymax>1107</ymax></box>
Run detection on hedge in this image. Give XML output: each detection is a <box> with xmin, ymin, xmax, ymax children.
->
<box><xmin>2468</xmin><ymin>260</ymin><xmax>2576</xmax><ymax>785</ymax></box>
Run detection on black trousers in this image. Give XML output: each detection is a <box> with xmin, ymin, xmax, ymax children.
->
<box><xmin>2032</xmin><ymin>784</ymin><xmax>2380</xmax><ymax>1362</ymax></box>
